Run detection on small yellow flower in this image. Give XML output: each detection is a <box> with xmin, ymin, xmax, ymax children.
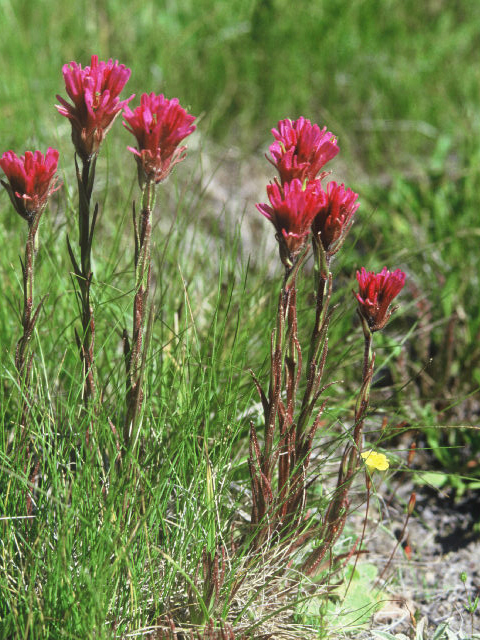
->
<box><xmin>361</xmin><ymin>450</ymin><xmax>389</xmax><ymax>471</ymax></box>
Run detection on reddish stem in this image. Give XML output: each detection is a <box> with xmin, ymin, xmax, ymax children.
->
<box><xmin>124</xmin><ymin>178</ymin><xmax>154</xmax><ymax>446</ymax></box>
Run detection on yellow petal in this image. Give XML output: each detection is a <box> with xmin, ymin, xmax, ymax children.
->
<box><xmin>361</xmin><ymin>450</ymin><xmax>389</xmax><ymax>471</ymax></box>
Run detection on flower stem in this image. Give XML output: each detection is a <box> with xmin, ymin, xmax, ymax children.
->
<box><xmin>14</xmin><ymin>214</ymin><xmax>46</xmax><ymax>522</ymax></box>
<box><xmin>69</xmin><ymin>154</ymin><xmax>98</xmax><ymax>416</ymax></box>
<box><xmin>303</xmin><ymin>321</ymin><xmax>375</xmax><ymax>575</ymax></box>
<box><xmin>124</xmin><ymin>177</ymin><xmax>155</xmax><ymax>447</ymax></box>
<box><xmin>353</xmin><ymin>323</ymin><xmax>374</xmax><ymax>447</ymax></box>
<box><xmin>16</xmin><ymin>222</ymin><xmax>35</xmax><ymax>378</ymax></box>
<box><xmin>250</xmin><ymin>246</ymin><xmax>319</xmax><ymax>548</ymax></box>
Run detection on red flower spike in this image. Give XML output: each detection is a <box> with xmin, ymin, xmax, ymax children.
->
<box><xmin>268</xmin><ymin>117</ymin><xmax>339</xmax><ymax>184</ymax></box>
<box><xmin>355</xmin><ymin>266</ymin><xmax>406</xmax><ymax>331</ymax></box>
<box><xmin>123</xmin><ymin>92</ymin><xmax>196</xmax><ymax>185</ymax></box>
<box><xmin>408</xmin><ymin>492</ymin><xmax>416</xmax><ymax>516</ymax></box>
<box><xmin>256</xmin><ymin>178</ymin><xmax>325</xmax><ymax>266</ymax></box>
<box><xmin>56</xmin><ymin>55</ymin><xmax>133</xmax><ymax>161</ymax></box>
<box><xmin>312</xmin><ymin>181</ymin><xmax>359</xmax><ymax>256</ymax></box>
<box><xmin>0</xmin><ymin>148</ymin><xmax>61</xmax><ymax>222</ymax></box>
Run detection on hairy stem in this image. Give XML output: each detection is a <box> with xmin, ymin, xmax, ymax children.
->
<box><xmin>250</xmin><ymin>248</ymin><xmax>315</xmax><ymax>548</ymax></box>
<box><xmin>303</xmin><ymin>324</ymin><xmax>375</xmax><ymax>575</ymax></box>
<box><xmin>69</xmin><ymin>154</ymin><xmax>99</xmax><ymax>418</ymax></box>
<box><xmin>14</xmin><ymin>212</ymin><xmax>46</xmax><ymax>521</ymax></box>
<box><xmin>124</xmin><ymin>177</ymin><xmax>155</xmax><ymax>446</ymax></box>
<box><xmin>15</xmin><ymin>221</ymin><xmax>36</xmax><ymax>379</ymax></box>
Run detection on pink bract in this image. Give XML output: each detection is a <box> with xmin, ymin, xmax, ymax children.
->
<box><xmin>123</xmin><ymin>92</ymin><xmax>196</xmax><ymax>185</ymax></box>
<box><xmin>268</xmin><ymin>117</ymin><xmax>339</xmax><ymax>184</ymax></box>
<box><xmin>56</xmin><ymin>55</ymin><xmax>133</xmax><ymax>161</ymax></box>
<box><xmin>355</xmin><ymin>267</ymin><xmax>406</xmax><ymax>331</ymax></box>
<box><xmin>312</xmin><ymin>181</ymin><xmax>359</xmax><ymax>256</ymax></box>
<box><xmin>256</xmin><ymin>178</ymin><xmax>324</xmax><ymax>265</ymax></box>
<box><xmin>0</xmin><ymin>148</ymin><xmax>60</xmax><ymax>221</ymax></box>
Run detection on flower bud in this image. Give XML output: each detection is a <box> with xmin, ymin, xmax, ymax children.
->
<box><xmin>407</xmin><ymin>492</ymin><xmax>416</xmax><ymax>516</ymax></box>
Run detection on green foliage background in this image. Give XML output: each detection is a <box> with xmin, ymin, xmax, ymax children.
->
<box><xmin>1</xmin><ymin>0</ymin><xmax>479</xmax><ymax>162</ymax></box>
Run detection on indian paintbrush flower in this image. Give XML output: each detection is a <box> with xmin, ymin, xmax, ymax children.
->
<box><xmin>123</xmin><ymin>92</ymin><xmax>196</xmax><ymax>186</ymax></box>
<box><xmin>252</xmin><ymin>116</ymin><xmax>409</xmax><ymax>571</ymax></box>
<box><xmin>355</xmin><ymin>266</ymin><xmax>406</xmax><ymax>332</ymax></box>
<box><xmin>0</xmin><ymin>147</ymin><xmax>61</xmax><ymax>464</ymax></box>
<box><xmin>268</xmin><ymin>117</ymin><xmax>339</xmax><ymax>185</ymax></box>
<box><xmin>122</xmin><ymin>93</ymin><xmax>195</xmax><ymax>444</ymax></box>
<box><xmin>311</xmin><ymin>181</ymin><xmax>359</xmax><ymax>257</ymax></box>
<box><xmin>56</xmin><ymin>54</ymin><xmax>132</xmax><ymax>416</ymax></box>
<box><xmin>56</xmin><ymin>55</ymin><xmax>133</xmax><ymax>161</ymax></box>
<box><xmin>0</xmin><ymin>148</ymin><xmax>60</xmax><ymax>222</ymax></box>
<box><xmin>256</xmin><ymin>178</ymin><xmax>325</xmax><ymax>267</ymax></box>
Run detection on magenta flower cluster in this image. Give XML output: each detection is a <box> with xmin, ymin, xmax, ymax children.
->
<box><xmin>268</xmin><ymin>116</ymin><xmax>339</xmax><ymax>184</ymax></box>
<box><xmin>123</xmin><ymin>92</ymin><xmax>196</xmax><ymax>185</ymax></box>
<box><xmin>54</xmin><ymin>54</ymin><xmax>196</xmax><ymax>176</ymax></box>
<box><xmin>256</xmin><ymin>116</ymin><xmax>405</xmax><ymax>328</ymax></box>
<box><xmin>56</xmin><ymin>55</ymin><xmax>134</xmax><ymax>161</ymax></box>
<box><xmin>256</xmin><ymin>178</ymin><xmax>324</xmax><ymax>256</ymax></box>
<box><xmin>257</xmin><ymin>117</ymin><xmax>359</xmax><ymax>264</ymax></box>
<box><xmin>1</xmin><ymin>54</ymin><xmax>196</xmax><ymax>221</ymax></box>
<box><xmin>355</xmin><ymin>266</ymin><xmax>406</xmax><ymax>331</ymax></box>
<box><xmin>0</xmin><ymin>148</ymin><xmax>60</xmax><ymax>222</ymax></box>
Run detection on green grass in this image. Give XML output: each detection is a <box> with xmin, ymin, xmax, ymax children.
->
<box><xmin>1</xmin><ymin>1</ymin><xmax>479</xmax><ymax>637</ymax></box>
<box><xmin>0</xmin><ymin>163</ymin><xmax>358</xmax><ymax>636</ymax></box>
<box><xmin>0</xmin><ymin>176</ymin><xmax>261</xmax><ymax>636</ymax></box>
